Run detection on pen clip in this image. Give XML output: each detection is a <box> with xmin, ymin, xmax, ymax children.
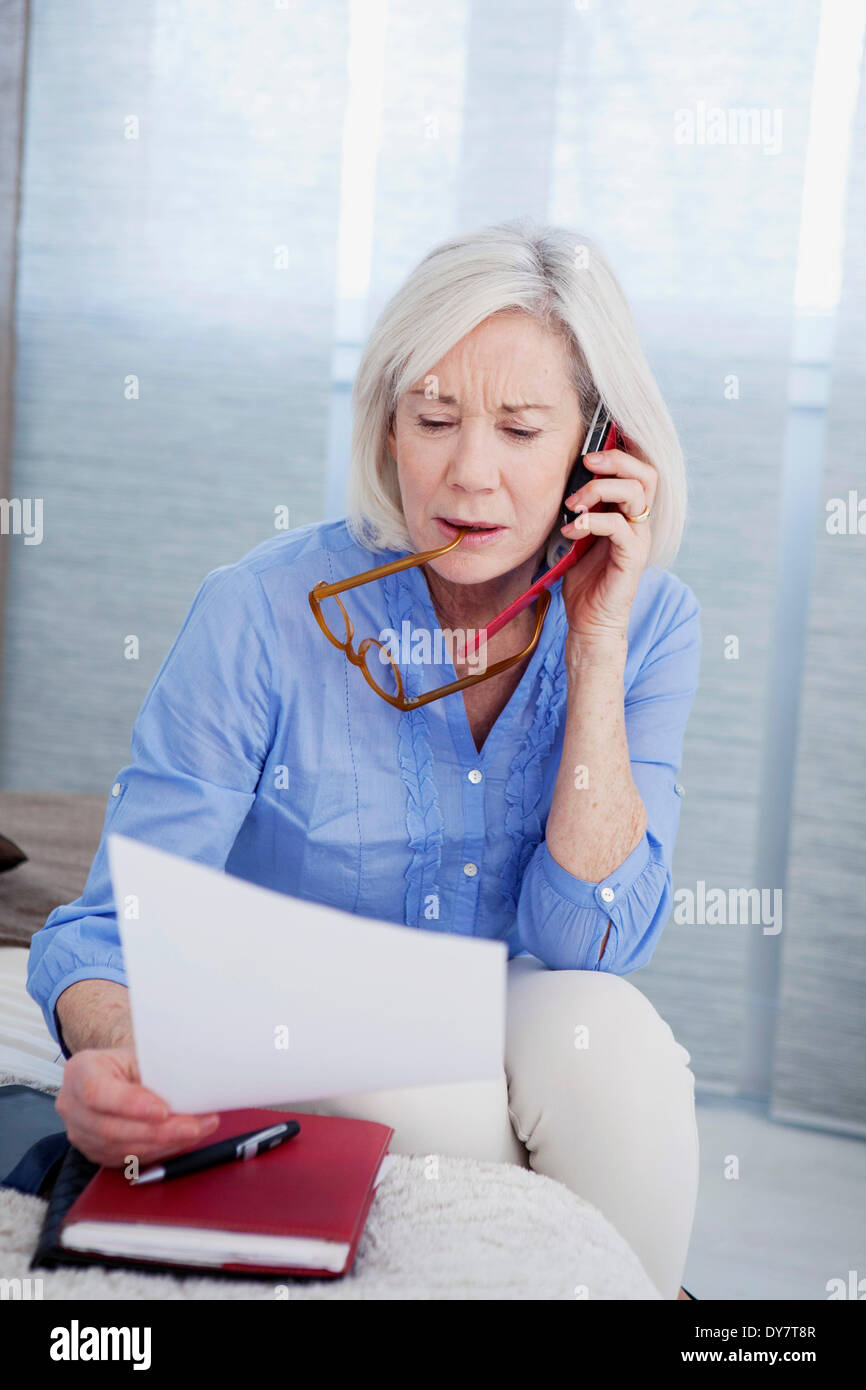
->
<box><xmin>236</xmin><ymin>1123</ymin><xmax>289</xmax><ymax>1160</ymax></box>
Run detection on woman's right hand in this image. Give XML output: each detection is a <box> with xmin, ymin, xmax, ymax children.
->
<box><xmin>55</xmin><ymin>1046</ymin><xmax>220</xmax><ymax>1170</ymax></box>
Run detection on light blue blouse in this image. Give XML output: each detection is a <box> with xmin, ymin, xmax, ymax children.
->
<box><xmin>27</xmin><ymin>519</ymin><xmax>701</xmax><ymax>1054</ymax></box>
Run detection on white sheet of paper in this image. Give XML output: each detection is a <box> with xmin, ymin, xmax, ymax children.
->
<box><xmin>107</xmin><ymin>833</ymin><xmax>507</xmax><ymax>1114</ymax></box>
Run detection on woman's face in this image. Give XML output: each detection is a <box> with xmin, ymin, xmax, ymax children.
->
<box><xmin>389</xmin><ymin>312</ymin><xmax>584</xmax><ymax>584</ymax></box>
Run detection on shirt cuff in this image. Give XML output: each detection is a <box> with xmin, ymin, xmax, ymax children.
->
<box><xmin>540</xmin><ymin>833</ymin><xmax>652</xmax><ymax>915</ymax></box>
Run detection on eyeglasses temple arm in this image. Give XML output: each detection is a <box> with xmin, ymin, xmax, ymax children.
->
<box><xmin>310</xmin><ymin>528</ymin><xmax>468</xmax><ymax>600</ymax></box>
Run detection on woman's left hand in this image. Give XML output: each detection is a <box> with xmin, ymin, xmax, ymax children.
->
<box><xmin>558</xmin><ymin>444</ymin><xmax>657</xmax><ymax>655</ymax></box>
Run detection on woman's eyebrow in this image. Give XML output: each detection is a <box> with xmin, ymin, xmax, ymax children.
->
<box><xmin>407</xmin><ymin>389</ymin><xmax>553</xmax><ymax>412</ymax></box>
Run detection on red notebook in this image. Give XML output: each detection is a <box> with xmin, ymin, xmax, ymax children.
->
<box><xmin>56</xmin><ymin>1108</ymin><xmax>394</xmax><ymax>1279</ymax></box>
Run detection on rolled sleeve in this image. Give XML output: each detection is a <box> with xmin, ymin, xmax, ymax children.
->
<box><xmin>26</xmin><ymin>563</ymin><xmax>275</xmax><ymax>1050</ymax></box>
<box><xmin>514</xmin><ymin>581</ymin><xmax>701</xmax><ymax>973</ymax></box>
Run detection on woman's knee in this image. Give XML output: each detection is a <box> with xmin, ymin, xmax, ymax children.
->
<box><xmin>506</xmin><ymin>962</ymin><xmax>693</xmax><ymax>1094</ymax></box>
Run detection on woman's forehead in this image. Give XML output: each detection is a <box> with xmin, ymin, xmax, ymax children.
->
<box><xmin>402</xmin><ymin>317</ymin><xmax>575</xmax><ymax>403</ymax></box>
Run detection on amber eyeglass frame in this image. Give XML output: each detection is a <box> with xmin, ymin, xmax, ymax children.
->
<box><xmin>308</xmin><ymin>527</ymin><xmax>551</xmax><ymax>710</ymax></box>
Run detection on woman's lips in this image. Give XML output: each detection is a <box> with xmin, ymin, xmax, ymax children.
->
<box><xmin>435</xmin><ymin>517</ymin><xmax>506</xmax><ymax>546</ymax></box>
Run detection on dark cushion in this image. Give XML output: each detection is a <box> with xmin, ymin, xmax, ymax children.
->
<box><xmin>0</xmin><ymin>792</ymin><xmax>108</xmax><ymax>947</ymax></box>
<box><xmin>0</xmin><ymin>833</ymin><xmax>27</xmax><ymax>873</ymax></box>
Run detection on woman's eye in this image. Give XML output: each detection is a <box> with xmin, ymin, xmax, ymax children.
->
<box><xmin>417</xmin><ymin>419</ymin><xmax>538</xmax><ymax>442</ymax></box>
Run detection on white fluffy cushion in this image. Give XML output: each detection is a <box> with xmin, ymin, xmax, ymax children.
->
<box><xmin>0</xmin><ymin>1155</ymin><xmax>659</xmax><ymax>1299</ymax></box>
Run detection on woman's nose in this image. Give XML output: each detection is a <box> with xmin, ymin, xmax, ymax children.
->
<box><xmin>442</xmin><ymin>420</ymin><xmax>501</xmax><ymax>488</ymax></box>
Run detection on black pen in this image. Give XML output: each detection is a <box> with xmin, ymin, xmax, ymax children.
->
<box><xmin>131</xmin><ymin>1120</ymin><xmax>301</xmax><ymax>1185</ymax></box>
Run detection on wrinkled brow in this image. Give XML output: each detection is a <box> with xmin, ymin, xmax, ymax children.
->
<box><xmin>407</xmin><ymin>389</ymin><xmax>553</xmax><ymax>412</ymax></box>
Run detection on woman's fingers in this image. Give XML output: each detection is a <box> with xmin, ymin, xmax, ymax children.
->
<box><xmin>560</xmin><ymin>507</ymin><xmax>651</xmax><ymax>563</ymax></box>
<box><xmin>61</xmin><ymin>1050</ymin><xmax>171</xmax><ymax>1122</ymax></box>
<box><xmin>63</xmin><ymin>1106</ymin><xmax>220</xmax><ymax>1169</ymax></box>
<box><xmin>69</xmin><ymin>1112</ymin><xmax>220</xmax><ymax>1167</ymax></box>
<box><xmin>563</xmin><ymin>475</ymin><xmax>648</xmax><ymax>520</ymax></box>
<box><xmin>55</xmin><ymin>1047</ymin><xmax>220</xmax><ymax>1168</ymax></box>
<box><xmin>74</xmin><ymin>1075</ymin><xmax>170</xmax><ymax>1123</ymax></box>
<box><xmin>581</xmin><ymin>448</ymin><xmax>659</xmax><ymax>508</ymax></box>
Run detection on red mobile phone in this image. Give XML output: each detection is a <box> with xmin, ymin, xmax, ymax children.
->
<box><xmin>561</xmin><ymin>398</ymin><xmax>621</xmax><ymax>532</ymax></box>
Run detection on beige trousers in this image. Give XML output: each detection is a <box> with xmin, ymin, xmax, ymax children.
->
<box><xmin>286</xmin><ymin>954</ymin><xmax>699</xmax><ymax>1299</ymax></box>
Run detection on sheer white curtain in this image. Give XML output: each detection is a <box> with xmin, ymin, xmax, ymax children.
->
<box><xmin>771</xmin><ymin>28</ymin><xmax>866</xmax><ymax>1134</ymax></box>
<box><xmin>0</xmin><ymin>0</ymin><xmax>348</xmax><ymax>791</ymax></box>
<box><xmin>2</xmin><ymin>0</ymin><xmax>862</xmax><ymax>1127</ymax></box>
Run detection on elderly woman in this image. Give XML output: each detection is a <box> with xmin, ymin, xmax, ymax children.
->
<box><xmin>28</xmin><ymin>219</ymin><xmax>701</xmax><ymax>1300</ymax></box>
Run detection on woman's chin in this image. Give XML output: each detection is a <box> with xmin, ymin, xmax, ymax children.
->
<box><xmin>424</xmin><ymin>543</ymin><xmax>536</xmax><ymax>585</ymax></box>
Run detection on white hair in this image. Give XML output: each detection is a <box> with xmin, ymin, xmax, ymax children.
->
<box><xmin>345</xmin><ymin>216</ymin><xmax>686</xmax><ymax>571</ymax></box>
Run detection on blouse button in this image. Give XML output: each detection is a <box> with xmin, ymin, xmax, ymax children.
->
<box><xmin>674</xmin><ymin>782</ymin><xmax>685</xmax><ymax>797</ymax></box>
<box><xmin>600</xmin><ymin>885</ymin><xmax>615</xmax><ymax>903</ymax></box>
<box><xmin>468</xmin><ymin>769</ymin><xmax>483</xmax><ymax>784</ymax></box>
<box><xmin>111</xmin><ymin>782</ymin><xmax>123</xmax><ymax>797</ymax></box>
<box><xmin>463</xmin><ymin>862</ymin><xmax>478</xmax><ymax>877</ymax></box>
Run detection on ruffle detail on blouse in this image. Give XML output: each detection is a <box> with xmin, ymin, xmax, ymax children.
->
<box><xmin>498</xmin><ymin>601</ymin><xmax>570</xmax><ymax>915</ymax></box>
<box><xmin>383</xmin><ymin>566</ymin><xmax>444</xmax><ymax>929</ymax></box>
